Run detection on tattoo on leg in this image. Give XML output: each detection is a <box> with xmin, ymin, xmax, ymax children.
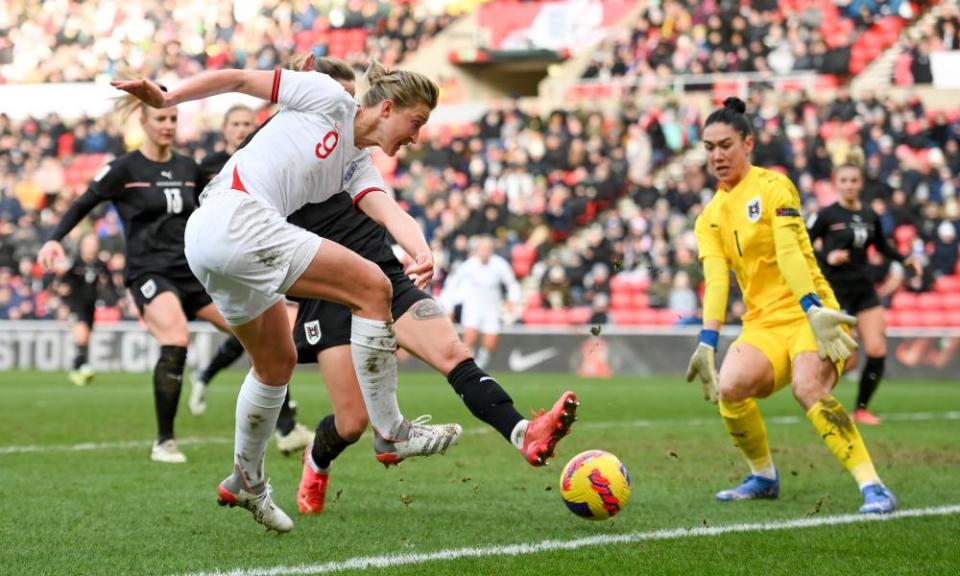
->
<box><xmin>411</xmin><ymin>299</ymin><xmax>445</xmax><ymax>321</ymax></box>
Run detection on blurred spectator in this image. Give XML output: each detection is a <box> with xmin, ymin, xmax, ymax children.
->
<box><xmin>930</xmin><ymin>220</ymin><xmax>959</xmax><ymax>278</ymax></box>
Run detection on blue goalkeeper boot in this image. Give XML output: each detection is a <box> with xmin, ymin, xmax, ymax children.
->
<box><xmin>716</xmin><ymin>473</ymin><xmax>780</xmax><ymax>501</ymax></box>
<box><xmin>859</xmin><ymin>484</ymin><xmax>897</xmax><ymax>514</ymax></box>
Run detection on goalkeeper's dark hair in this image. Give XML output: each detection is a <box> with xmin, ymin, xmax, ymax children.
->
<box><xmin>704</xmin><ymin>97</ymin><xmax>753</xmax><ymax>140</ymax></box>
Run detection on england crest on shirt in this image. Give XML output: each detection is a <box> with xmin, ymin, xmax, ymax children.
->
<box><xmin>746</xmin><ymin>196</ymin><xmax>762</xmax><ymax>223</ymax></box>
<box><xmin>304</xmin><ymin>320</ymin><xmax>321</xmax><ymax>345</ymax></box>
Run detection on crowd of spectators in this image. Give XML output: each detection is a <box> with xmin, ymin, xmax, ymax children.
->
<box><xmin>581</xmin><ymin>0</ymin><xmax>922</xmax><ymax>82</ymax></box>
<box><xmin>0</xmin><ymin>0</ymin><xmax>452</xmax><ymax>84</ymax></box>
<box><xmin>3</xmin><ymin>83</ymin><xmax>960</xmax><ymax>324</ymax></box>
<box><xmin>894</xmin><ymin>2</ymin><xmax>960</xmax><ymax>85</ymax></box>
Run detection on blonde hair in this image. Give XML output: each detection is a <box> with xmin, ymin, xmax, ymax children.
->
<box><xmin>837</xmin><ymin>147</ymin><xmax>866</xmax><ymax>171</ymax></box>
<box><xmin>359</xmin><ymin>61</ymin><xmax>439</xmax><ymax>110</ymax></box>
<box><xmin>285</xmin><ymin>53</ymin><xmax>356</xmax><ymax>83</ymax></box>
<box><xmin>223</xmin><ymin>104</ymin><xmax>254</xmax><ymax>125</ymax></box>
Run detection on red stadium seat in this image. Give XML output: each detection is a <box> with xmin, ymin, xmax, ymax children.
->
<box><xmin>946</xmin><ymin>310</ymin><xmax>960</xmax><ymax>326</ymax></box>
<box><xmin>891</xmin><ymin>291</ymin><xmax>918</xmax><ymax>310</ymax></box>
<box><xmin>918</xmin><ymin>310</ymin><xmax>944</xmax><ymax>327</ymax></box>
<box><xmin>884</xmin><ymin>309</ymin><xmax>901</xmax><ymax>327</ymax></box>
<box><xmin>611</xmin><ymin>292</ymin><xmax>632</xmax><ymax>310</ymax></box>
<box><xmin>941</xmin><ymin>293</ymin><xmax>960</xmax><ymax>310</ymax></box>
<box><xmin>631</xmin><ymin>292</ymin><xmax>649</xmax><ymax>309</ymax></box>
<box><xmin>893</xmin><ymin>225</ymin><xmax>917</xmax><ymax>245</ymax></box>
<box><xmin>522</xmin><ymin>307</ymin><xmax>549</xmax><ymax>325</ymax></box>
<box><xmin>934</xmin><ymin>275</ymin><xmax>960</xmax><ymax>294</ymax></box>
<box><xmin>525</xmin><ymin>291</ymin><xmax>542</xmax><ymax>308</ymax></box>
<box><xmin>569</xmin><ymin>307</ymin><xmax>592</xmax><ymax>324</ymax></box>
<box><xmin>634</xmin><ymin>308</ymin><xmax>660</xmax><ymax>325</ymax></box>
<box><xmin>916</xmin><ymin>292</ymin><xmax>943</xmax><ymax>311</ymax></box>
<box><xmin>511</xmin><ymin>244</ymin><xmax>537</xmax><ymax>279</ymax></box>
<box><xmin>896</xmin><ymin>310</ymin><xmax>921</xmax><ymax>327</ymax></box>
<box><xmin>544</xmin><ymin>308</ymin><xmax>571</xmax><ymax>325</ymax></box>
<box><xmin>658</xmin><ymin>309</ymin><xmax>681</xmax><ymax>325</ymax></box>
<box><xmin>610</xmin><ymin>309</ymin><xmax>639</xmax><ymax>325</ymax></box>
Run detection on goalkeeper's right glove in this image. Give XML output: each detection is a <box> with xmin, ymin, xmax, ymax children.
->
<box><xmin>801</xmin><ymin>293</ymin><xmax>859</xmax><ymax>362</ymax></box>
<box><xmin>686</xmin><ymin>329</ymin><xmax>719</xmax><ymax>404</ymax></box>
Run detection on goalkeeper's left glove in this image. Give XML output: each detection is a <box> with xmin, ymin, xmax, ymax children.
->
<box><xmin>686</xmin><ymin>329</ymin><xmax>719</xmax><ymax>404</ymax></box>
<box><xmin>801</xmin><ymin>293</ymin><xmax>858</xmax><ymax>362</ymax></box>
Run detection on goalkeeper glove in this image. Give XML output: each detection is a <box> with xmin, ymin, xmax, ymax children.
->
<box><xmin>801</xmin><ymin>293</ymin><xmax>859</xmax><ymax>362</ymax></box>
<box><xmin>686</xmin><ymin>329</ymin><xmax>719</xmax><ymax>404</ymax></box>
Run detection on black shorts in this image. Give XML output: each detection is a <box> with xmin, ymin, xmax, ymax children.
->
<box><xmin>129</xmin><ymin>273</ymin><xmax>213</xmax><ymax>321</ymax></box>
<box><xmin>67</xmin><ymin>296</ymin><xmax>96</xmax><ymax>327</ymax></box>
<box><xmin>293</xmin><ymin>261</ymin><xmax>431</xmax><ymax>364</ymax></box>
<box><xmin>832</xmin><ymin>281</ymin><xmax>881</xmax><ymax>315</ymax></box>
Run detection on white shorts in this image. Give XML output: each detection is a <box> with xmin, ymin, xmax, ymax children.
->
<box><xmin>460</xmin><ymin>302</ymin><xmax>501</xmax><ymax>335</ymax></box>
<box><xmin>184</xmin><ymin>189</ymin><xmax>322</xmax><ymax>326</ymax></box>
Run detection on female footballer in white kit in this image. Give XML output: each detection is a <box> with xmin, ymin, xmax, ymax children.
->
<box><xmin>113</xmin><ymin>63</ymin><xmax>461</xmax><ymax>533</ymax></box>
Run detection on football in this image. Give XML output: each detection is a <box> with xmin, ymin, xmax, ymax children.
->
<box><xmin>559</xmin><ymin>450</ymin><xmax>631</xmax><ymax>520</ymax></box>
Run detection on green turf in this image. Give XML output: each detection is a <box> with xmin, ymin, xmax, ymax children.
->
<box><xmin>1</xmin><ymin>369</ymin><xmax>958</xmax><ymax>576</ymax></box>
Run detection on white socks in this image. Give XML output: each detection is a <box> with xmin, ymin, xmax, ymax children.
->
<box><xmin>510</xmin><ymin>420</ymin><xmax>529</xmax><ymax>450</ymax></box>
<box><xmin>475</xmin><ymin>348</ymin><xmax>490</xmax><ymax>370</ymax></box>
<box><xmin>232</xmin><ymin>370</ymin><xmax>287</xmax><ymax>490</ymax></box>
<box><xmin>350</xmin><ymin>315</ymin><xmax>404</xmax><ymax>439</ymax></box>
<box><xmin>750</xmin><ymin>464</ymin><xmax>778</xmax><ymax>481</ymax></box>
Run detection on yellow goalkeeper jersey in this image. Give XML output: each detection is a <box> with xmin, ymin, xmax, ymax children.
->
<box><xmin>694</xmin><ymin>166</ymin><xmax>838</xmax><ymax>328</ymax></box>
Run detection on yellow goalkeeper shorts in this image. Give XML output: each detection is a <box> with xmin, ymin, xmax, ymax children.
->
<box><xmin>733</xmin><ymin>316</ymin><xmax>847</xmax><ymax>393</ymax></box>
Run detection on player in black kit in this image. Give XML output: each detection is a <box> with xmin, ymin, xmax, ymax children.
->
<box><xmin>56</xmin><ymin>232</ymin><xmax>114</xmax><ymax>386</ymax></box>
<box><xmin>807</xmin><ymin>157</ymin><xmax>923</xmax><ymax>425</ymax></box>
<box><xmin>38</xmin><ymin>98</ymin><xmax>232</xmax><ymax>463</ymax></box>
<box><xmin>285</xmin><ymin>56</ymin><xmax>577</xmax><ymax>515</ymax></box>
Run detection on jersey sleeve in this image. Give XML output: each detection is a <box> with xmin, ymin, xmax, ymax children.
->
<box><xmin>693</xmin><ymin>205</ymin><xmax>724</xmax><ymax>261</ymax></box>
<box><xmin>345</xmin><ymin>155</ymin><xmax>389</xmax><ymax>205</ymax></box>
<box><xmin>768</xmin><ymin>176</ymin><xmax>818</xmax><ymax>300</ymax></box>
<box><xmin>806</xmin><ymin>208</ymin><xmax>826</xmax><ymax>242</ymax></box>
<box><xmin>870</xmin><ymin>211</ymin><xmax>904</xmax><ymax>262</ymax></box>
<box><xmin>88</xmin><ymin>159</ymin><xmax>127</xmax><ymax>200</ymax></box>
<box><xmin>48</xmin><ymin>160</ymin><xmax>124</xmax><ymax>241</ymax></box>
<box><xmin>273</xmin><ymin>69</ymin><xmax>349</xmax><ymax>114</ymax></box>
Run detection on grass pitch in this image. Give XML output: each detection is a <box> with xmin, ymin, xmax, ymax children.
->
<box><xmin>1</xmin><ymin>369</ymin><xmax>958</xmax><ymax>575</ymax></box>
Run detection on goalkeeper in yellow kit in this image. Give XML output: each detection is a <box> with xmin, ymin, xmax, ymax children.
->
<box><xmin>685</xmin><ymin>97</ymin><xmax>896</xmax><ymax>514</ymax></box>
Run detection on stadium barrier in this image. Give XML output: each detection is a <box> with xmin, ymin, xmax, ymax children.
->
<box><xmin>2</xmin><ymin>321</ymin><xmax>959</xmax><ymax>380</ymax></box>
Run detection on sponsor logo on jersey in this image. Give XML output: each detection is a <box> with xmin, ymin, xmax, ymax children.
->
<box><xmin>746</xmin><ymin>196</ymin><xmax>762</xmax><ymax>222</ymax></box>
<box><xmin>776</xmin><ymin>207</ymin><xmax>800</xmax><ymax>217</ymax></box>
<box><xmin>304</xmin><ymin>320</ymin><xmax>321</xmax><ymax>345</ymax></box>
<box><xmin>160</xmin><ymin>170</ymin><xmax>173</xmax><ymax>180</ymax></box>
<box><xmin>344</xmin><ymin>160</ymin><xmax>359</xmax><ymax>184</ymax></box>
<box><xmin>140</xmin><ymin>279</ymin><xmax>157</xmax><ymax>299</ymax></box>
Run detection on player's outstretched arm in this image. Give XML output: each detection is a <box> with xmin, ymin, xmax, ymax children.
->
<box><xmin>111</xmin><ymin>69</ymin><xmax>276</xmax><ymax>108</ymax></box>
<box><xmin>356</xmin><ymin>190</ymin><xmax>434</xmax><ymax>289</ymax></box>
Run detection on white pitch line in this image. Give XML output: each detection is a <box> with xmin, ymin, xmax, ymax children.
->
<box><xmin>2</xmin><ymin>410</ymin><xmax>959</xmax><ymax>456</ymax></box>
<box><xmin>176</xmin><ymin>504</ymin><xmax>960</xmax><ymax>576</ymax></box>
<box><xmin>0</xmin><ymin>436</ymin><xmax>232</xmax><ymax>455</ymax></box>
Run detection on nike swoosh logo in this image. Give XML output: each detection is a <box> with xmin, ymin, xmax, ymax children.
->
<box><xmin>479</xmin><ymin>376</ymin><xmax>496</xmax><ymax>384</ymax></box>
<box><xmin>508</xmin><ymin>348</ymin><xmax>558</xmax><ymax>372</ymax></box>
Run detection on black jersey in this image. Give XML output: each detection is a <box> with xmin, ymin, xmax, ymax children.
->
<box><xmin>807</xmin><ymin>202</ymin><xmax>904</xmax><ymax>285</ymax></box>
<box><xmin>287</xmin><ymin>191</ymin><xmax>396</xmax><ymax>264</ymax></box>
<box><xmin>62</xmin><ymin>257</ymin><xmax>111</xmax><ymax>304</ymax></box>
<box><xmin>198</xmin><ymin>150</ymin><xmax>230</xmax><ymax>190</ymax></box>
<box><xmin>50</xmin><ymin>151</ymin><xmax>200</xmax><ymax>284</ymax></box>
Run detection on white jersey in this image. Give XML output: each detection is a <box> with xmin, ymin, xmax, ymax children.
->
<box><xmin>442</xmin><ymin>254</ymin><xmax>521</xmax><ymax>311</ymax></box>
<box><xmin>209</xmin><ymin>69</ymin><xmax>386</xmax><ymax>216</ymax></box>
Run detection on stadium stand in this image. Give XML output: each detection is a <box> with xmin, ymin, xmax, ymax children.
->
<box><xmin>1</xmin><ymin>0</ymin><xmax>957</xmax><ymax>329</ymax></box>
